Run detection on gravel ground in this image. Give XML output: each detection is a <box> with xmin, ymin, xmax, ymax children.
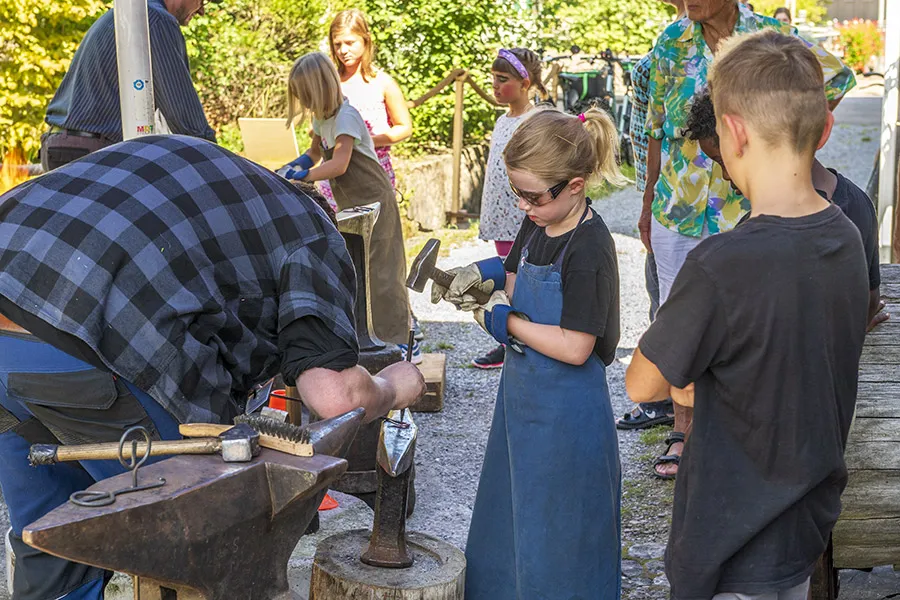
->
<box><xmin>0</xmin><ymin>90</ymin><xmax>891</xmax><ymax>599</ymax></box>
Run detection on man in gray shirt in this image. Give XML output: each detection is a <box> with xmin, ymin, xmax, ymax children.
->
<box><xmin>40</xmin><ymin>0</ymin><xmax>217</xmax><ymax>170</ymax></box>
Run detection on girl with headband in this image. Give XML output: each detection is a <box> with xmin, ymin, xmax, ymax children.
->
<box><xmin>443</xmin><ymin>48</ymin><xmax>545</xmax><ymax>370</ymax></box>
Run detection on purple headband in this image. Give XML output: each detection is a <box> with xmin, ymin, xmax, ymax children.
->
<box><xmin>498</xmin><ymin>49</ymin><xmax>529</xmax><ymax>80</ymax></box>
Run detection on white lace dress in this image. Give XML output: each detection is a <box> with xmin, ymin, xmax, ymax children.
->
<box><xmin>478</xmin><ymin>113</ymin><xmax>528</xmax><ymax>242</ymax></box>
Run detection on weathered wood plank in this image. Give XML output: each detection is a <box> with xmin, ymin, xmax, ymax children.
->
<box><xmin>833</xmin><ymin>516</ymin><xmax>900</xmax><ymax>567</ymax></box>
<box><xmin>840</xmin><ymin>470</ymin><xmax>900</xmax><ymax>519</ymax></box>
<box><xmin>855</xmin><ymin>383</ymin><xmax>900</xmax><ymax>417</ymax></box>
<box><xmin>844</xmin><ymin>440</ymin><xmax>900</xmax><ymax>470</ymax></box>
<box><xmin>833</xmin><ymin>266</ymin><xmax>900</xmax><ymax>569</ymax></box>
<box><xmin>833</xmin><ymin>543</ymin><xmax>900</xmax><ymax>569</ymax></box>
<box><xmin>847</xmin><ymin>418</ymin><xmax>900</xmax><ymax>442</ymax></box>
<box><xmin>860</xmin><ymin>344</ymin><xmax>900</xmax><ymax>363</ymax></box>
<box><xmin>858</xmin><ymin>365</ymin><xmax>900</xmax><ymax>383</ymax></box>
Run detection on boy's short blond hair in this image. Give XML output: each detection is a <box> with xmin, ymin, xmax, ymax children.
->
<box><xmin>708</xmin><ymin>29</ymin><xmax>826</xmax><ymax>155</ymax></box>
<box><xmin>286</xmin><ymin>52</ymin><xmax>344</xmax><ymax>127</ymax></box>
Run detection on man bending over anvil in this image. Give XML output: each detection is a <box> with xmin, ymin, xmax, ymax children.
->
<box><xmin>0</xmin><ymin>135</ymin><xmax>425</xmax><ymax>600</ymax></box>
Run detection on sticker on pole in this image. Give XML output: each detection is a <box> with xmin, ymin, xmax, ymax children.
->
<box><xmin>133</xmin><ymin>79</ymin><xmax>146</xmax><ymax>91</ymax></box>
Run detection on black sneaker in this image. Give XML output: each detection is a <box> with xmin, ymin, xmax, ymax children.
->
<box><xmin>472</xmin><ymin>344</ymin><xmax>505</xmax><ymax>369</ymax></box>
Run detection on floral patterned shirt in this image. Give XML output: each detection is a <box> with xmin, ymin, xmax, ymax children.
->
<box><xmin>630</xmin><ymin>53</ymin><xmax>653</xmax><ymax>193</ymax></box>
<box><xmin>645</xmin><ymin>4</ymin><xmax>856</xmax><ymax>237</ymax></box>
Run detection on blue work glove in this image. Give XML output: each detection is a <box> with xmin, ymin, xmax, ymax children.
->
<box><xmin>474</xmin><ymin>291</ymin><xmax>529</xmax><ymax>353</ymax></box>
<box><xmin>430</xmin><ymin>257</ymin><xmax>507</xmax><ymax>311</ymax></box>
<box><xmin>280</xmin><ymin>154</ymin><xmax>314</xmax><ymax>180</ymax></box>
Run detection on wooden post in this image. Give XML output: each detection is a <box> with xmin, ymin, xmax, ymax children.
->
<box><xmin>285</xmin><ymin>385</ymin><xmax>303</xmax><ymax>426</ymax></box>
<box><xmin>450</xmin><ymin>73</ymin><xmax>466</xmax><ymax>226</ymax></box>
<box><xmin>880</xmin><ymin>0</ymin><xmax>899</xmax><ymax>260</ymax></box>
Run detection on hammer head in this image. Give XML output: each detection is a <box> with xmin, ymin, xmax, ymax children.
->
<box><xmin>406</xmin><ymin>238</ymin><xmax>441</xmax><ymax>292</ymax></box>
<box><xmin>219</xmin><ymin>423</ymin><xmax>260</xmax><ymax>462</ymax></box>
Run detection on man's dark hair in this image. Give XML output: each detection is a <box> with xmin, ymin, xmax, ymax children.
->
<box><xmin>685</xmin><ymin>92</ymin><xmax>718</xmax><ymax>144</ymax></box>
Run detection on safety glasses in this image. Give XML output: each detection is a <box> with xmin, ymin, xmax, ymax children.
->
<box><xmin>507</xmin><ymin>178</ymin><xmax>570</xmax><ymax>206</ymax></box>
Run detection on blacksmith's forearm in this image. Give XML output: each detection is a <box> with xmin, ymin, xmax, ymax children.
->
<box><xmin>296</xmin><ymin>365</ymin><xmax>393</xmax><ymax>423</ymax></box>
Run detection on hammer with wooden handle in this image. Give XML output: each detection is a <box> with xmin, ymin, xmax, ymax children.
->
<box><xmin>29</xmin><ymin>423</ymin><xmax>260</xmax><ymax>465</ymax></box>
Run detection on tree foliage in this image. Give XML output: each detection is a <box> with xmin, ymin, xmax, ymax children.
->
<box><xmin>360</xmin><ymin>0</ymin><xmax>535</xmax><ymax>153</ymax></box>
<box><xmin>555</xmin><ymin>0</ymin><xmax>676</xmax><ymax>56</ymax></box>
<box><xmin>0</xmin><ymin>0</ymin><xmax>833</xmax><ymax>160</ymax></box>
<box><xmin>0</xmin><ymin>0</ymin><xmax>107</xmax><ymax>158</ymax></box>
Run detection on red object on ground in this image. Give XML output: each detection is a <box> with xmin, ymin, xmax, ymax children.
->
<box><xmin>318</xmin><ymin>493</ymin><xmax>339</xmax><ymax>511</ymax></box>
<box><xmin>269</xmin><ymin>389</ymin><xmax>287</xmax><ymax>411</ymax></box>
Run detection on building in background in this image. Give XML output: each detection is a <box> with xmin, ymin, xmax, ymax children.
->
<box><xmin>826</xmin><ymin>0</ymin><xmax>883</xmax><ymax>22</ymax></box>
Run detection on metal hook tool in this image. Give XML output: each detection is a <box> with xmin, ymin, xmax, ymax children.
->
<box><xmin>69</xmin><ymin>426</ymin><xmax>166</xmax><ymax>507</ymax></box>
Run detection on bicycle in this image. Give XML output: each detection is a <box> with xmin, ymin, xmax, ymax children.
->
<box><xmin>544</xmin><ymin>48</ymin><xmax>641</xmax><ymax>167</ymax></box>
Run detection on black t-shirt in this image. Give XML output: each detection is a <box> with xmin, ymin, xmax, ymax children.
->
<box><xmin>504</xmin><ymin>206</ymin><xmax>620</xmax><ymax>365</ymax></box>
<box><xmin>639</xmin><ymin>204</ymin><xmax>868</xmax><ymax>599</ymax></box>
<box><xmin>821</xmin><ymin>169</ymin><xmax>880</xmax><ymax>290</ymax></box>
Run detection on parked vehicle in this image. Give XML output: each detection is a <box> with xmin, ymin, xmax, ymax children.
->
<box><xmin>543</xmin><ymin>47</ymin><xmax>640</xmax><ymax>166</ymax></box>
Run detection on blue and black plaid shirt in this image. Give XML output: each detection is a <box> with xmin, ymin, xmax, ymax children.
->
<box><xmin>0</xmin><ymin>136</ymin><xmax>357</xmax><ymax>423</ymax></box>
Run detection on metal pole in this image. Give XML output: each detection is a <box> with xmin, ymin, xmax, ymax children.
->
<box><xmin>879</xmin><ymin>0</ymin><xmax>899</xmax><ymax>261</ymax></box>
<box><xmin>114</xmin><ymin>0</ymin><xmax>155</xmax><ymax>140</ymax></box>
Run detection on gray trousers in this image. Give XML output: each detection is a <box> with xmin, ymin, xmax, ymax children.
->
<box><xmin>711</xmin><ymin>577</ymin><xmax>810</xmax><ymax>600</ymax></box>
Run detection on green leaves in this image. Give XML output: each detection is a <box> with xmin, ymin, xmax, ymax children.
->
<box><xmin>0</xmin><ymin>0</ymin><xmax>107</xmax><ymax>158</ymax></box>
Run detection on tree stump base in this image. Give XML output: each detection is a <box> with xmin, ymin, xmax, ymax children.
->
<box><xmin>310</xmin><ymin>529</ymin><xmax>465</xmax><ymax>600</ymax></box>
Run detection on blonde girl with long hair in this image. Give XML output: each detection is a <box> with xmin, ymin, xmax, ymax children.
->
<box><xmin>283</xmin><ymin>52</ymin><xmax>411</xmax><ymax>353</ymax></box>
<box><xmin>319</xmin><ymin>10</ymin><xmax>411</xmax><ymax>203</ymax></box>
<box><xmin>435</xmin><ymin>107</ymin><xmax>625</xmax><ymax>599</ymax></box>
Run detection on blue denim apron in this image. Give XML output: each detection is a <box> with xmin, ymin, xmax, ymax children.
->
<box><xmin>465</xmin><ymin>209</ymin><xmax>622</xmax><ymax>599</ymax></box>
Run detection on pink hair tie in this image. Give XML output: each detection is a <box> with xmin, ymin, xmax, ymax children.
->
<box><xmin>578</xmin><ymin>113</ymin><xmax>586</xmax><ymax>122</ymax></box>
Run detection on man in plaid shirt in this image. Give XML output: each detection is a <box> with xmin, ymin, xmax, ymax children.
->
<box><xmin>0</xmin><ymin>135</ymin><xmax>424</xmax><ymax>600</ymax></box>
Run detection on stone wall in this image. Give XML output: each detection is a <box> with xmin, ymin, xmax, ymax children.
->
<box><xmin>393</xmin><ymin>143</ymin><xmax>488</xmax><ymax>231</ymax></box>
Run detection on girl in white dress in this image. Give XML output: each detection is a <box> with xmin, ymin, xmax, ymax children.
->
<box><xmin>471</xmin><ymin>48</ymin><xmax>544</xmax><ymax>369</ymax></box>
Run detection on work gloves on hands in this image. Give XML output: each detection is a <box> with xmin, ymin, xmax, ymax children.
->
<box><xmin>278</xmin><ymin>154</ymin><xmax>314</xmax><ymax>181</ymax></box>
<box><xmin>474</xmin><ymin>290</ymin><xmax>529</xmax><ymax>353</ymax></box>
<box><xmin>430</xmin><ymin>257</ymin><xmax>507</xmax><ymax>311</ymax></box>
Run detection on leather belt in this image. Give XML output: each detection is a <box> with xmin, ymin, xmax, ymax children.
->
<box><xmin>48</xmin><ymin>126</ymin><xmax>103</xmax><ymax>139</ymax></box>
<box><xmin>0</xmin><ymin>315</ymin><xmax>30</xmax><ymax>335</ymax></box>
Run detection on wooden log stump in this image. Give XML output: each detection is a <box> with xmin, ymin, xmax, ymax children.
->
<box><xmin>310</xmin><ymin>529</ymin><xmax>465</xmax><ymax>600</ymax></box>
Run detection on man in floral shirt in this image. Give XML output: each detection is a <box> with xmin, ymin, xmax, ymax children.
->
<box><xmin>638</xmin><ymin>0</ymin><xmax>855</xmax><ymax>478</ymax></box>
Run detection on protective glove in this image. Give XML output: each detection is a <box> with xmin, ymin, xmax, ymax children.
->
<box><xmin>429</xmin><ymin>257</ymin><xmax>507</xmax><ymax>311</ymax></box>
<box><xmin>278</xmin><ymin>154</ymin><xmax>314</xmax><ymax>180</ymax></box>
<box><xmin>473</xmin><ymin>290</ymin><xmax>529</xmax><ymax>353</ymax></box>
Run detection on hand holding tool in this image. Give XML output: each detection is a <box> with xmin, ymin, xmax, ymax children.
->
<box><xmin>407</xmin><ymin>239</ymin><xmax>492</xmax><ymax>305</ymax></box>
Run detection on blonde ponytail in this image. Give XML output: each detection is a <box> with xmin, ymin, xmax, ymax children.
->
<box><xmin>503</xmin><ymin>106</ymin><xmax>628</xmax><ymax>189</ymax></box>
<box><xmin>582</xmin><ymin>108</ymin><xmax>629</xmax><ymax>187</ymax></box>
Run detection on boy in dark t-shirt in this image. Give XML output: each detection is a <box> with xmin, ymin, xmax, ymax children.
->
<box><xmin>684</xmin><ymin>90</ymin><xmax>886</xmax><ymax>330</ymax></box>
<box><xmin>625</xmin><ymin>30</ymin><xmax>870</xmax><ymax>600</ymax></box>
